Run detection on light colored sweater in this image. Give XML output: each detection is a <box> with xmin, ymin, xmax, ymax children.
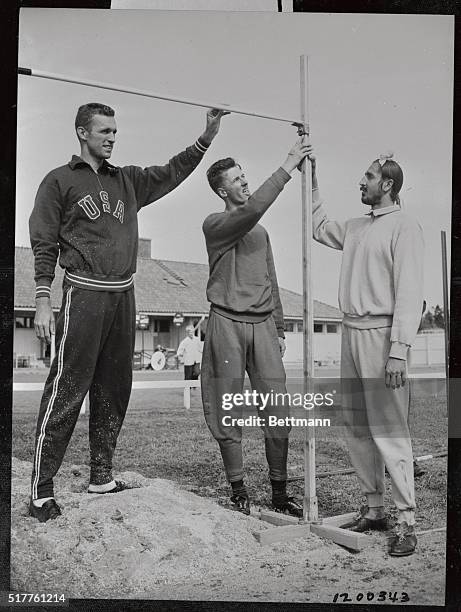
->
<box><xmin>312</xmin><ymin>195</ymin><xmax>424</xmax><ymax>360</ymax></box>
<box><xmin>176</xmin><ymin>336</ymin><xmax>203</xmax><ymax>366</ymax></box>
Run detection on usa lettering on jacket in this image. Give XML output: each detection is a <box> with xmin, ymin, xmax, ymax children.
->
<box><xmin>78</xmin><ymin>190</ymin><xmax>125</xmax><ymax>223</ymax></box>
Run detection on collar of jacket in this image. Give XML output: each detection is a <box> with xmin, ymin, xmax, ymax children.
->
<box><xmin>68</xmin><ymin>155</ymin><xmax>119</xmax><ymax>175</ymax></box>
<box><xmin>366</xmin><ymin>204</ymin><xmax>401</xmax><ymax>217</ymax></box>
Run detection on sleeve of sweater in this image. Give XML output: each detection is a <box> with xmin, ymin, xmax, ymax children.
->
<box><xmin>203</xmin><ymin>167</ymin><xmax>291</xmax><ymax>255</ymax></box>
<box><xmin>122</xmin><ymin>138</ymin><xmax>210</xmax><ymax>211</ymax></box>
<box><xmin>389</xmin><ymin>217</ymin><xmax>425</xmax><ymax>359</ymax></box>
<box><xmin>266</xmin><ymin>237</ymin><xmax>285</xmax><ymax>338</ymax></box>
<box><xmin>29</xmin><ymin>174</ymin><xmax>62</xmax><ymax>299</ymax></box>
<box><xmin>312</xmin><ymin>194</ymin><xmax>346</xmax><ymax>250</ymax></box>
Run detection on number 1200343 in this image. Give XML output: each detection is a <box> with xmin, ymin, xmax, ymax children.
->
<box><xmin>333</xmin><ymin>591</ymin><xmax>410</xmax><ymax>603</ymax></box>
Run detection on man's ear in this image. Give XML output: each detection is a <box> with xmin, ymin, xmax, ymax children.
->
<box><xmin>381</xmin><ymin>178</ymin><xmax>394</xmax><ymax>194</ymax></box>
<box><xmin>76</xmin><ymin>126</ymin><xmax>87</xmax><ymax>141</ymax></box>
<box><xmin>217</xmin><ymin>187</ymin><xmax>227</xmax><ymax>199</ymax></box>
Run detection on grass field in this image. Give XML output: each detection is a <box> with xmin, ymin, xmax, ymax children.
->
<box><xmin>12</xmin><ymin>374</ymin><xmax>448</xmax><ymax>531</ymax></box>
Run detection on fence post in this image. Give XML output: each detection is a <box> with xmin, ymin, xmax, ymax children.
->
<box><xmin>183</xmin><ymin>385</ymin><xmax>191</xmax><ymax>410</ymax></box>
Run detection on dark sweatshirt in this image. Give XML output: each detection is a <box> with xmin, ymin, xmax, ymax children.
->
<box><xmin>29</xmin><ymin>139</ymin><xmax>209</xmax><ymax>296</ymax></box>
<box><xmin>202</xmin><ymin>167</ymin><xmax>291</xmax><ymax>338</ymax></box>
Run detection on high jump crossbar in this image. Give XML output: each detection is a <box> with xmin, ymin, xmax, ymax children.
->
<box><xmin>18</xmin><ymin>67</ymin><xmax>302</xmax><ymax>126</ymax></box>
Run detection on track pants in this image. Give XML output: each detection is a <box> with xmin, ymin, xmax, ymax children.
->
<box><xmin>31</xmin><ymin>283</ymin><xmax>136</xmax><ymax>500</ymax></box>
<box><xmin>201</xmin><ymin>310</ymin><xmax>291</xmax><ymax>483</ymax></box>
<box><xmin>341</xmin><ymin>324</ymin><xmax>416</xmax><ymax>525</ymax></box>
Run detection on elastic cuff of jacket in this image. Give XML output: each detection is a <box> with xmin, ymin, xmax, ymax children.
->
<box><xmin>194</xmin><ymin>138</ymin><xmax>210</xmax><ymax>154</ymax></box>
<box><xmin>389</xmin><ymin>341</ymin><xmax>409</xmax><ymax>360</ymax></box>
<box><xmin>35</xmin><ymin>285</ymin><xmax>51</xmax><ymax>299</ymax></box>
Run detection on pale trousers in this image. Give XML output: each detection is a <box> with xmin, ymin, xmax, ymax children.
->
<box><xmin>341</xmin><ymin>324</ymin><xmax>415</xmax><ymax>525</ymax></box>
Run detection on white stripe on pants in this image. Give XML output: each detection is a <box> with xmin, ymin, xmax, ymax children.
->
<box><xmin>32</xmin><ymin>287</ymin><xmax>73</xmax><ymax>500</ymax></box>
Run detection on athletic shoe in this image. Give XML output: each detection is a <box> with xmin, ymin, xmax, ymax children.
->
<box><xmin>272</xmin><ymin>495</ymin><xmax>303</xmax><ymax>518</ymax></box>
<box><xmin>389</xmin><ymin>522</ymin><xmax>417</xmax><ymax>556</ymax></box>
<box><xmin>230</xmin><ymin>492</ymin><xmax>251</xmax><ymax>515</ymax></box>
<box><xmin>29</xmin><ymin>499</ymin><xmax>61</xmax><ymax>523</ymax></box>
<box><xmin>340</xmin><ymin>505</ymin><xmax>388</xmax><ymax>532</ymax></box>
<box><xmin>87</xmin><ymin>480</ymin><xmax>132</xmax><ymax>494</ymax></box>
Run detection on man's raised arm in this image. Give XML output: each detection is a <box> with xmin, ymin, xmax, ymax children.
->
<box><xmin>310</xmin><ymin>155</ymin><xmax>347</xmax><ymax>251</ymax></box>
<box><xmin>124</xmin><ymin>109</ymin><xmax>229</xmax><ymax>210</ymax></box>
<box><xmin>204</xmin><ymin>139</ymin><xmax>312</xmax><ymax>255</ymax></box>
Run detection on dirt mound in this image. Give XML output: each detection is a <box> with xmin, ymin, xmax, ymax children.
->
<box><xmin>11</xmin><ymin>458</ymin><xmax>446</xmax><ymax>603</ymax></box>
<box><xmin>11</xmin><ymin>458</ymin><xmax>312</xmax><ymax>598</ymax></box>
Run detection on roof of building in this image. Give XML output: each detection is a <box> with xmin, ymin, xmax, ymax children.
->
<box><xmin>14</xmin><ymin>246</ymin><xmax>342</xmax><ymax>321</ymax></box>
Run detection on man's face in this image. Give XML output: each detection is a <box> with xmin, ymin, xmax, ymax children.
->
<box><xmin>81</xmin><ymin>114</ymin><xmax>117</xmax><ymax>160</ymax></box>
<box><xmin>186</xmin><ymin>328</ymin><xmax>194</xmax><ymax>338</ymax></box>
<box><xmin>218</xmin><ymin>166</ymin><xmax>250</xmax><ymax>205</ymax></box>
<box><xmin>359</xmin><ymin>162</ymin><xmax>385</xmax><ymax>207</ymax></box>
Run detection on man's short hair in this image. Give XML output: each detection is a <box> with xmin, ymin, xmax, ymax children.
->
<box><xmin>206</xmin><ymin>158</ymin><xmax>239</xmax><ymax>195</ymax></box>
<box><xmin>75</xmin><ymin>103</ymin><xmax>115</xmax><ymax>133</ymax></box>
<box><xmin>373</xmin><ymin>159</ymin><xmax>404</xmax><ymax>203</ymax></box>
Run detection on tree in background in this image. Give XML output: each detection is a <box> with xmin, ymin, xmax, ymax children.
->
<box><xmin>419</xmin><ymin>304</ymin><xmax>445</xmax><ymax>331</ymax></box>
<box><xmin>433</xmin><ymin>304</ymin><xmax>445</xmax><ymax>328</ymax></box>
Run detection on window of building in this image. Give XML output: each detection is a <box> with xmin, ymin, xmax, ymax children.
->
<box><xmin>327</xmin><ymin>324</ymin><xmax>338</xmax><ymax>334</ymax></box>
<box><xmin>153</xmin><ymin>319</ymin><xmax>170</xmax><ymax>333</ymax></box>
<box><xmin>297</xmin><ymin>321</ymin><xmax>303</xmax><ymax>332</ymax></box>
<box><xmin>314</xmin><ymin>323</ymin><xmax>323</xmax><ymax>333</ymax></box>
<box><xmin>285</xmin><ymin>322</ymin><xmax>294</xmax><ymax>332</ymax></box>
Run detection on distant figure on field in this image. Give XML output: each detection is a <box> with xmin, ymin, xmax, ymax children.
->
<box><xmin>176</xmin><ymin>325</ymin><xmax>202</xmax><ymax>380</ymax></box>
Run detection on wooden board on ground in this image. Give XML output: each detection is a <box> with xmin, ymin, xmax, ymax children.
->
<box><xmin>310</xmin><ymin>523</ymin><xmax>371</xmax><ymax>551</ymax></box>
<box><xmin>254</xmin><ymin>511</ymin><xmax>371</xmax><ymax>551</ymax></box>
<box><xmin>259</xmin><ymin>509</ymin><xmax>300</xmax><ymax>526</ymax></box>
<box><xmin>321</xmin><ymin>512</ymin><xmax>357</xmax><ymax>528</ymax></box>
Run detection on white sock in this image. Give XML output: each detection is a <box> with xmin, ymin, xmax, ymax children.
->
<box><xmin>32</xmin><ymin>497</ymin><xmax>54</xmax><ymax>507</ymax></box>
<box><xmin>88</xmin><ymin>480</ymin><xmax>116</xmax><ymax>493</ymax></box>
<box><xmin>398</xmin><ymin>510</ymin><xmax>415</xmax><ymax>527</ymax></box>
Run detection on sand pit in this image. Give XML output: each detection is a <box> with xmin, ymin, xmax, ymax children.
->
<box><xmin>11</xmin><ymin>458</ymin><xmax>446</xmax><ymax>603</ymax></box>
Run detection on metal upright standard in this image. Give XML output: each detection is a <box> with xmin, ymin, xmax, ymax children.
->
<box><xmin>255</xmin><ymin>56</ymin><xmax>372</xmax><ymax>552</ymax></box>
<box><xmin>299</xmin><ymin>55</ymin><xmax>318</xmax><ymax>523</ymax></box>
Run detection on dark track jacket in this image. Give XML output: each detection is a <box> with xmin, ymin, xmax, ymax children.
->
<box><xmin>29</xmin><ymin>138</ymin><xmax>209</xmax><ymax>296</ymax></box>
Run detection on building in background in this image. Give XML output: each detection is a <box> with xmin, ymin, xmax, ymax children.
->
<box><xmin>14</xmin><ymin>239</ymin><xmax>344</xmax><ymax>368</ymax></box>
<box><xmin>14</xmin><ymin>239</ymin><xmax>445</xmax><ymax>369</ymax></box>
